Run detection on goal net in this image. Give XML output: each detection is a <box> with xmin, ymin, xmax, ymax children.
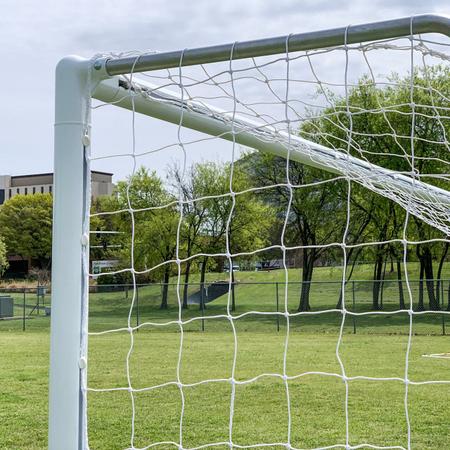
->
<box><xmin>50</xmin><ymin>15</ymin><xmax>450</xmax><ymax>450</ymax></box>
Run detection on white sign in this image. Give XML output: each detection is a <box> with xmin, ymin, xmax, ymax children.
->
<box><xmin>92</xmin><ymin>260</ymin><xmax>119</xmax><ymax>275</ymax></box>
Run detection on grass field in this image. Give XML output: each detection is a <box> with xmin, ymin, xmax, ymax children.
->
<box><xmin>1</xmin><ymin>266</ymin><xmax>449</xmax><ymax>449</ymax></box>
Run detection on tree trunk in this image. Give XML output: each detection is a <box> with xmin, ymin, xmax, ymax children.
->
<box><xmin>397</xmin><ymin>259</ymin><xmax>405</xmax><ymax>309</ymax></box>
<box><xmin>336</xmin><ymin>288</ymin><xmax>343</xmax><ymax>310</ymax></box>
<box><xmin>435</xmin><ymin>242</ymin><xmax>449</xmax><ymax>307</ymax></box>
<box><xmin>182</xmin><ymin>261</ymin><xmax>191</xmax><ymax>309</ymax></box>
<box><xmin>372</xmin><ymin>251</ymin><xmax>383</xmax><ymax>310</ymax></box>
<box><xmin>298</xmin><ymin>251</ymin><xmax>314</xmax><ymax>312</ymax></box>
<box><xmin>231</xmin><ymin>268</ymin><xmax>236</xmax><ymax>312</ymax></box>
<box><xmin>417</xmin><ymin>262</ymin><xmax>425</xmax><ymax>312</ymax></box>
<box><xmin>335</xmin><ymin>247</ymin><xmax>363</xmax><ymax>309</ymax></box>
<box><xmin>422</xmin><ymin>247</ymin><xmax>438</xmax><ymax>310</ymax></box>
<box><xmin>447</xmin><ymin>281</ymin><xmax>450</xmax><ymax>311</ymax></box>
<box><xmin>415</xmin><ymin>224</ymin><xmax>438</xmax><ymax>310</ymax></box>
<box><xmin>160</xmin><ymin>268</ymin><xmax>170</xmax><ymax>309</ymax></box>
<box><xmin>199</xmin><ymin>257</ymin><xmax>208</xmax><ymax>311</ymax></box>
<box><xmin>380</xmin><ymin>257</ymin><xmax>387</xmax><ymax>309</ymax></box>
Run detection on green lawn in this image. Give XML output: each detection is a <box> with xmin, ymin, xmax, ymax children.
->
<box><xmin>1</xmin><ymin>266</ymin><xmax>450</xmax><ymax>449</ymax></box>
<box><xmin>1</xmin><ymin>330</ymin><xmax>450</xmax><ymax>449</ymax></box>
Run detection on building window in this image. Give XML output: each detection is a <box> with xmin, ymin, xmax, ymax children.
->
<box><xmin>16</xmin><ymin>188</ymin><xmax>20</xmax><ymax>194</ymax></box>
<box><xmin>9</xmin><ymin>189</ymin><xmax>11</xmax><ymax>198</ymax></box>
<box><xmin>41</xmin><ymin>186</ymin><xmax>44</xmax><ymax>194</ymax></box>
<box><xmin>33</xmin><ymin>187</ymin><xmax>36</xmax><ymax>194</ymax></box>
<box><xmin>24</xmin><ymin>188</ymin><xmax>28</xmax><ymax>195</ymax></box>
<box><xmin>49</xmin><ymin>185</ymin><xmax>52</xmax><ymax>194</ymax></box>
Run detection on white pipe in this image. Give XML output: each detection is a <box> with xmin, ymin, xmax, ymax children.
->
<box><xmin>93</xmin><ymin>76</ymin><xmax>450</xmax><ymax>209</ymax></box>
<box><xmin>49</xmin><ymin>55</ymin><xmax>90</xmax><ymax>450</ymax></box>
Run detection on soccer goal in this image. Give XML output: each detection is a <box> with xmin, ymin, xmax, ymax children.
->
<box><xmin>50</xmin><ymin>14</ymin><xmax>450</xmax><ymax>450</ymax></box>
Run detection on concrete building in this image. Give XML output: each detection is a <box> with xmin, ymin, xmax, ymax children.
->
<box><xmin>0</xmin><ymin>171</ymin><xmax>113</xmax><ymax>204</ymax></box>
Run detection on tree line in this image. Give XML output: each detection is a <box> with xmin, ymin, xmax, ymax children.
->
<box><xmin>0</xmin><ymin>65</ymin><xmax>448</xmax><ymax>312</ymax></box>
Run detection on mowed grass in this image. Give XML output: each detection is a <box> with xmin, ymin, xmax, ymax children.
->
<box><xmin>1</xmin><ymin>329</ymin><xmax>450</xmax><ymax>449</ymax></box>
<box><xmin>1</xmin><ymin>265</ymin><xmax>450</xmax><ymax>449</ymax></box>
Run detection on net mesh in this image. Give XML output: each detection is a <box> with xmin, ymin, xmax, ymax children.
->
<box><xmin>84</xmin><ymin>27</ymin><xmax>449</xmax><ymax>450</ymax></box>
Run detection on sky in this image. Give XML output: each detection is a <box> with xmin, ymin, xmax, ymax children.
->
<box><xmin>0</xmin><ymin>0</ymin><xmax>448</xmax><ymax>182</ymax></box>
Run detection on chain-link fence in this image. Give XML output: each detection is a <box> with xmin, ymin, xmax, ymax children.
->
<box><xmin>1</xmin><ymin>280</ymin><xmax>448</xmax><ymax>334</ymax></box>
<box><xmin>0</xmin><ymin>286</ymin><xmax>50</xmax><ymax>331</ymax></box>
<box><xmin>86</xmin><ymin>279</ymin><xmax>450</xmax><ymax>335</ymax></box>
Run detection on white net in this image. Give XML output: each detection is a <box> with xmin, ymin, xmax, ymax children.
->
<box><xmin>84</xmin><ymin>28</ymin><xmax>449</xmax><ymax>450</ymax></box>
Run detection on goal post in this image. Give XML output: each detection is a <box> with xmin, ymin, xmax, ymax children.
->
<box><xmin>49</xmin><ymin>55</ymin><xmax>91</xmax><ymax>450</ymax></box>
<box><xmin>49</xmin><ymin>14</ymin><xmax>450</xmax><ymax>450</ymax></box>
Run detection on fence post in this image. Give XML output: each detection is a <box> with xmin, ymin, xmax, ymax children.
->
<box><xmin>23</xmin><ymin>288</ymin><xmax>26</xmax><ymax>332</ymax></box>
<box><xmin>441</xmin><ymin>281</ymin><xmax>445</xmax><ymax>335</ymax></box>
<box><xmin>352</xmin><ymin>280</ymin><xmax>356</xmax><ymax>334</ymax></box>
<box><xmin>275</xmin><ymin>282</ymin><xmax>280</xmax><ymax>332</ymax></box>
<box><xmin>231</xmin><ymin>276</ymin><xmax>236</xmax><ymax>312</ymax></box>
<box><xmin>200</xmin><ymin>283</ymin><xmax>205</xmax><ymax>332</ymax></box>
<box><xmin>136</xmin><ymin>285</ymin><xmax>140</xmax><ymax>329</ymax></box>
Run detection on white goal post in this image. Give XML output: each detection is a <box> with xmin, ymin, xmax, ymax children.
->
<box><xmin>49</xmin><ymin>14</ymin><xmax>450</xmax><ymax>450</ymax></box>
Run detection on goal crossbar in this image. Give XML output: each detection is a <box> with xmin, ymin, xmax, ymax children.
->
<box><xmin>100</xmin><ymin>14</ymin><xmax>450</xmax><ymax>75</ymax></box>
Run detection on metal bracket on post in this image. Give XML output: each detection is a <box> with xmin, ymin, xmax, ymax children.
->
<box><xmin>92</xmin><ymin>56</ymin><xmax>111</xmax><ymax>79</ymax></box>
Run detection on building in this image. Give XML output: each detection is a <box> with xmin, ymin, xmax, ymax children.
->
<box><xmin>0</xmin><ymin>171</ymin><xmax>114</xmax><ymax>204</ymax></box>
<box><xmin>0</xmin><ymin>171</ymin><xmax>114</xmax><ymax>277</ymax></box>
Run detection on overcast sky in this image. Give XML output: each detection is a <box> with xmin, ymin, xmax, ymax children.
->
<box><xmin>0</xmin><ymin>0</ymin><xmax>448</xmax><ymax>181</ymax></box>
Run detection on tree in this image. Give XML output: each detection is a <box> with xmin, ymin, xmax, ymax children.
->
<box><xmin>246</xmin><ymin>151</ymin><xmax>346</xmax><ymax>311</ymax></box>
<box><xmin>227</xmin><ymin>165</ymin><xmax>275</xmax><ymax>310</ymax></box>
<box><xmin>169</xmin><ymin>163</ymin><xmax>209</xmax><ymax>308</ymax></box>
<box><xmin>134</xmin><ymin>206</ymin><xmax>179</xmax><ymax>309</ymax></box>
<box><xmin>0</xmin><ymin>194</ymin><xmax>53</xmax><ymax>269</ymax></box>
<box><xmin>114</xmin><ymin>167</ymin><xmax>179</xmax><ymax>309</ymax></box>
<box><xmin>170</xmin><ymin>161</ymin><xmax>274</xmax><ymax>311</ymax></box>
<box><xmin>298</xmin><ymin>65</ymin><xmax>449</xmax><ymax>310</ymax></box>
<box><xmin>90</xmin><ymin>195</ymin><xmax>124</xmax><ymax>263</ymax></box>
<box><xmin>0</xmin><ymin>236</ymin><xmax>8</xmax><ymax>277</ymax></box>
